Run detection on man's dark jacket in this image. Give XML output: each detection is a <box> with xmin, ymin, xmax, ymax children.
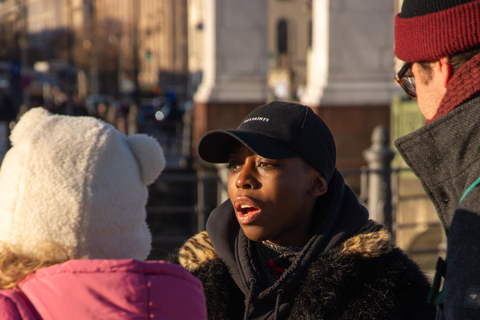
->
<box><xmin>396</xmin><ymin>96</ymin><xmax>480</xmax><ymax>320</ymax></box>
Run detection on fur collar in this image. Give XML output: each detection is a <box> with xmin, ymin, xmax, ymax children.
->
<box><xmin>179</xmin><ymin>231</ymin><xmax>218</xmax><ymax>272</ymax></box>
<box><xmin>178</xmin><ymin>228</ymin><xmax>392</xmax><ymax>272</ymax></box>
<box><xmin>341</xmin><ymin>228</ymin><xmax>392</xmax><ymax>258</ymax></box>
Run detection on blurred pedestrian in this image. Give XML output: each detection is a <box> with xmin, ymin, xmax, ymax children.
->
<box><xmin>0</xmin><ymin>108</ymin><xmax>207</xmax><ymax>319</ymax></box>
<box><xmin>393</xmin><ymin>1</ymin><xmax>480</xmax><ymax>319</ymax></box>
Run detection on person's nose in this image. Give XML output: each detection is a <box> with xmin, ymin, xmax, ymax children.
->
<box><xmin>235</xmin><ymin>159</ymin><xmax>260</xmax><ymax>189</ymax></box>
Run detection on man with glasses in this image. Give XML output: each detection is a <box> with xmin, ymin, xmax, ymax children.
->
<box><xmin>393</xmin><ymin>0</ymin><xmax>480</xmax><ymax>319</ymax></box>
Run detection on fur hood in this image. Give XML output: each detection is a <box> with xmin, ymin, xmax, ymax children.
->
<box><xmin>0</xmin><ymin>108</ymin><xmax>165</xmax><ymax>260</ymax></box>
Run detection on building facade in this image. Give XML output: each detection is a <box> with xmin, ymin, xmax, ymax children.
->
<box><xmin>0</xmin><ymin>0</ymin><xmax>188</xmax><ymax>101</ymax></box>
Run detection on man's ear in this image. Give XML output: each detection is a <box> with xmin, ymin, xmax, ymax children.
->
<box><xmin>437</xmin><ymin>56</ymin><xmax>453</xmax><ymax>88</ymax></box>
<box><xmin>310</xmin><ymin>175</ymin><xmax>327</xmax><ymax>197</ymax></box>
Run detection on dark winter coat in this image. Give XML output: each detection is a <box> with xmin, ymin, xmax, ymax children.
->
<box><xmin>171</xmin><ymin>171</ymin><xmax>435</xmax><ymax>319</ymax></box>
<box><xmin>395</xmin><ymin>96</ymin><xmax>480</xmax><ymax>320</ymax></box>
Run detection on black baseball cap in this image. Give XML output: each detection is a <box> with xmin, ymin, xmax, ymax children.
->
<box><xmin>197</xmin><ymin>101</ymin><xmax>337</xmax><ymax>182</ymax></box>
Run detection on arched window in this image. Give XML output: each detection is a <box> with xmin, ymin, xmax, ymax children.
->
<box><xmin>277</xmin><ymin>19</ymin><xmax>288</xmax><ymax>54</ymax></box>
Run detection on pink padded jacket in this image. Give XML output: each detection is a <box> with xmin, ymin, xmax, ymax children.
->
<box><xmin>0</xmin><ymin>259</ymin><xmax>207</xmax><ymax>319</ymax></box>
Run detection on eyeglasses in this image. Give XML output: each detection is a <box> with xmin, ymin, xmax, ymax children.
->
<box><xmin>395</xmin><ymin>62</ymin><xmax>416</xmax><ymax>98</ymax></box>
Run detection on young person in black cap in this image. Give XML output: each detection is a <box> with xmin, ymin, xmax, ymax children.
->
<box><xmin>393</xmin><ymin>1</ymin><xmax>480</xmax><ymax>319</ymax></box>
<box><xmin>170</xmin><ymin>101</ymin><xmax>435</xmax><ymax>319</ymax></box>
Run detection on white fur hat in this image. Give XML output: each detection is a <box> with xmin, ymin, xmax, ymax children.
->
<box><xmin>0</xmin><ymin>108</ymin><xmax>165</xmax><ymax>260</ymax></box>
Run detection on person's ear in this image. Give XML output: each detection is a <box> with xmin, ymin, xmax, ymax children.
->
<box><xmin>310</xmin><ymin>175</ymin><xmax>327</xmax><ymax>197</ymax></box>
<box><xmin>437</xmin><ymin>56</ymin><xmax>453</xmax><ymax>88</ymax></box>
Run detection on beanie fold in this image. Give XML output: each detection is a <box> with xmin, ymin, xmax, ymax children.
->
<box><xmin>394</xmin><ymin>1</ymin><xmax>480</xmax><ymax>62</ymax></box>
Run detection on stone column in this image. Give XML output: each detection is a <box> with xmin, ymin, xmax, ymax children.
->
<box><xmin>191</xmin><ymin>0</ymin><xmax>269</xmax><ymax>152</ymax></box>
<box><xmin>301</xmin><ymin>0</ymin><xmax>398</xmax><ymax>106</ymax></box>
<box><xmin>300</xmin><ymin>0</ymin><xmax>398</xmax><ymax>171</ymax></box>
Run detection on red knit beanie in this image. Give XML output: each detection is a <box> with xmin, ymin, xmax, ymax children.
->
<box><xmin>394</xmin><ymin>0</ymin><xmax>480</xmax><ymax>62</ymax></box>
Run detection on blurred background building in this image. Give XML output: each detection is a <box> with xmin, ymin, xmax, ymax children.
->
<box><xmin>0</xmin><ymin>0</ymin><xmax>442</xmax><ymax>276</ymax></box>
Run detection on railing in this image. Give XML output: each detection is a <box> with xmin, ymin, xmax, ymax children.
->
<box><xmin>147</xmin><ymin>171</ymin><xmax>222</xmax><ymax>259</ymax></box>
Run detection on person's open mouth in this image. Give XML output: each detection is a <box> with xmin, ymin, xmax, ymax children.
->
<box><xmin>234</xmin><ymin>201</ymin><xmax>261</xmax><ymax>224</ymax></box>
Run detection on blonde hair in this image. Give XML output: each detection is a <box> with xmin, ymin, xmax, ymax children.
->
<box><xmin>0</xmin><ymin>242</ymin><xmax>71</xmax><ymax>289</ymax></box>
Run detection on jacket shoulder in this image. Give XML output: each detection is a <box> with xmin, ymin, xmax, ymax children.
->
<box><xmin>0</xmin><ymin>289</ymin><xmax>39</xmax><ymax>319</ymax></box>
<box><xmin>178</xmin><ymin>231</ymin><xmax>218</xmax><ymax>272</ymax></box>
<box><xmin>16</xmin><ymin>260</ymin><xmax>208</xmax><ymax>320</ymax></box>
<box><xmin>290</xmin><ymin>228</ymin><xmax>436</xmax><ymax>319</ymax></box>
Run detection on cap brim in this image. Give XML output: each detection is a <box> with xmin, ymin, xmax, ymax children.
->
<box><xmin>197</xmin><ymin>129</ymin><xmax>299</xmax><ymax>163</ymax></box>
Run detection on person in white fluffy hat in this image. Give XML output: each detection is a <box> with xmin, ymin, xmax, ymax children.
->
<box><xmin>0</xmin><ymin>108</ymin><xmax>207</xmax><ymax>319</ymax></box>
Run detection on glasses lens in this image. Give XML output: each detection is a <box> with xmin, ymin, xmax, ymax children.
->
<box><xmin>401</xmin><ymin>76</ymin><xmax>416</xmax><ymax>97</ymax></box>
<box><xmin>395</xmin><ymin>62</ymin><xmax>417</xmax><ymax>98</ymax></box>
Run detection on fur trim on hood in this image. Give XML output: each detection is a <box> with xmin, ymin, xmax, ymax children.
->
<box><xmin>178</xmin><ymin>228</ymin><xmax>392</xmax><ymax>272</ymax></box>
<box><xmin>0</xmin><ymin>108</ymin><xmax>165</xmax><ymax>260</ymax></box>
<box><xmin>179</xmin><ymin>231</ymin><xmax>218</xmax><ymax>272</ymax></box>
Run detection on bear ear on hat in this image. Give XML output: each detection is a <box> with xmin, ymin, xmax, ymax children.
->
<box><xmin>127</xmin><ymin>134</ymin><xmax>166</xmax><ymax>186</ymax></box>
<box><xmin>10</xmin><ymin>107</ymin><xmax>51</xmax><ymax>146</ymax></box>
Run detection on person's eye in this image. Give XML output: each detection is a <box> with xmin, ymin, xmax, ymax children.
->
<box><xmin>227</xmin><ymin>162</ymin><xmax>242</xmax><ymax>173</ymax></box>
<box><xmin>258</xmin><ymin>161</ymin><xmax>277</xmax><ymax>169</ymax></box>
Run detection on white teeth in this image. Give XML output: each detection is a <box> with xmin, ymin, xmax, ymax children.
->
<box><xmin>241</xmin><ymin>204</ymin><xmax>250</xmax><ymax>209</ymax></box>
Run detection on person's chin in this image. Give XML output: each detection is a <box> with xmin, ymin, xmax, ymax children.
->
<box><xmin>239</xmin><ymin>224</ymin><xmax>269</xmax><ymax>243</ymax></box>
